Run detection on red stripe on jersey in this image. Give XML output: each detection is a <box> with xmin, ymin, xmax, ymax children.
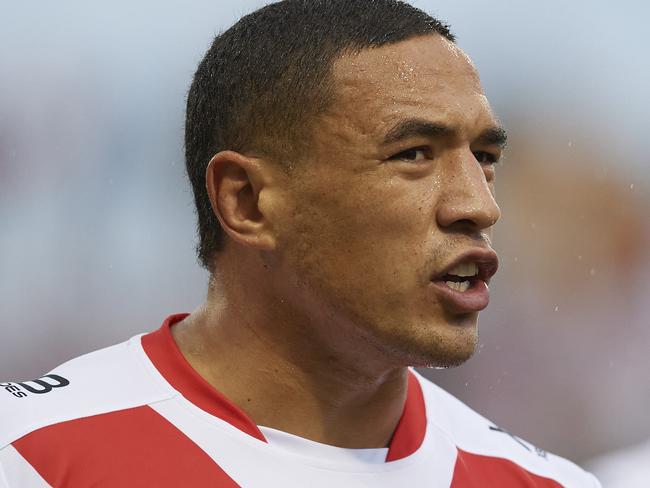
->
<box><xmin>141</xmin><ymin>314</ymin><xmax>267</xmax><ymax>442</ymax></box>
<box><xmin>12</xmin><ymin>405</ymin><xmax>240</xmax><ymax>487</ymax></box>
<box><xmin>451</xmin><ymin>448</ymin><xmax>563</xmax><ymax>487</ymax></box>
<box><xmin>385</xmin><ymin>371</ymin><xmax>426</xmax><ymax>462</ymax></box>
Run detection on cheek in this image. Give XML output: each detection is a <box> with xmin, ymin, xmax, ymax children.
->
<box><xmin>275</xmin><ymin>179</ymin><xmax>448</xmax><ymax>333</ymax></box>
<box><xmin>287</xmin><ymin>182</ymin><xmax>433</xmax><ymax>286</ymax></box>
<box><xmin>314</xmin><ymin>185</ymin><xmax>417</xmax><ymax>245</ymax></box>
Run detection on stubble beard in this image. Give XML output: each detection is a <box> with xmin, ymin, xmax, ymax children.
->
<box><xmin>381</xmin><ymin>321</ymin><xmax>479</xmax><ymax>369</ymax></box>
<box><xmin>343</xmin><ymin>306</ymin><xmax>480</xmax><ymax>370</ymax></box>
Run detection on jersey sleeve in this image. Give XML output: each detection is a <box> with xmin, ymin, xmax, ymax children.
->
<box><xmin>413</xmin><ymin>370</ymin><xmax>603</xmax><ymax>488</ymax></box>
<box><xmin>0</xmin><ymin>457</ymin><xmax>9</xmax><ymax>488</ymax></box>
<box><xmin>0</xmin><ymin>445</ymin><xmax>50</xmax><ymax>487</ymax></box>
<box><xmin>0</xmin><ymin>335</ymin><xmax>173</xmax><ymax>488</ymax></box>
<box><xmin>0</xmin><ymin>337</ymin><xmax>172</xmax><ymax>450</ymax></box>
<box><xmin>586</xmin><ymin>470</ymin><xmax>603</xmax><ymax>488</ymax></box>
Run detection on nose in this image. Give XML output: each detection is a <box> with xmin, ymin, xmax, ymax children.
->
<box><xmin>435</xmin><ymin>150</ymin><xmax>501</xmax><ymax>233</ymax></box>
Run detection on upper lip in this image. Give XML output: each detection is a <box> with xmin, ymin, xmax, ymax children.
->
<box><xmin>432</xmin><ymin>248</ymin><xmax>500</xmax><ymax>283</ymax></box>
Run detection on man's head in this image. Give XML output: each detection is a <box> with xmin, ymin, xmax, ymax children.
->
<box><xmin>185</xmin><ymin>0</ymin><xmax>505</xmax><ymax>368</ymax></box>
<box><xmin>185</xmin><ymin>0</ymin><xmax>454</xmax><ymax>266</ymax></box>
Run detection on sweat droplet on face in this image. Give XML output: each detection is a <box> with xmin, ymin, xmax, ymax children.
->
<box><xmin>398</xmin><ymin>64</ymin><xmax>416</xmax><ymax>82</ymax></box>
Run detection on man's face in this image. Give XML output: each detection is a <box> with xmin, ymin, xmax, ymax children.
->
<box><xmin>272</xmin><ymin>34</ymin><xmax>504</xmax><ymax>368</ymax></box>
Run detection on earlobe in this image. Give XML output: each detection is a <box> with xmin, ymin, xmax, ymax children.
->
<box><xmin>205</xmin><ymin>151</ymin><xmax>277</xmax><ymax>251</ymax></box>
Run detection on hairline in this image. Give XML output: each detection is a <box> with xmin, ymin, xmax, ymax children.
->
<box><xmin>261</xmin><ymin>33</ymin><xmax>454</xmax><ymax>174</ymax></box>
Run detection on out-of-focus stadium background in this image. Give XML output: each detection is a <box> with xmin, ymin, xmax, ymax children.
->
<box><xmin>2</xmin><ymin>0</ymin><xmax>648</xmax><ymax>471</ymax></box>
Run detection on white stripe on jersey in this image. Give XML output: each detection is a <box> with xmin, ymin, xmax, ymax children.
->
<box><xmin>0</xmin><ymin>336</ymin><xmax>172</xmax><ymax>450</ymax></box>
<box><xmin>414</xmin><ymin>370</ymin><xmax>602</xmax><ymax>487</ymax></box>
<box><xmin>150</xmin><ymin>396</ymin><xmax>458</xmax><ymax>488</ymax></box>
<box><xmin>0</xmin><ymin>445</ymin><xmax>50</xmax><ymax>488</ymax></box>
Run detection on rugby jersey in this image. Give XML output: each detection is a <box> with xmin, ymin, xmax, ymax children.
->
<box><xmin>0</xmin><ymin>314</ymin><xmax>600</xmax><ymax>487</ymax></box>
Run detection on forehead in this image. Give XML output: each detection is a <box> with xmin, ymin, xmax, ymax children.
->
<box><xmin>328</xmin><ymin>35</ymin><xmax>495</xmax><ymax>136</ymax></box>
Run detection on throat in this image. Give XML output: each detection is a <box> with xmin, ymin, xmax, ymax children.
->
<box><xmin>172</xmin><ymin>306</ymin><xmax>409</xmax><ymax>450</ymax></box>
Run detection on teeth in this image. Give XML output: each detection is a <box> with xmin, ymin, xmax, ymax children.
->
<box><xmin>447</xmin><ymin>261</ymin><xmax>478</xmax><ymax>278</ymax></box>
<box><xmin>445</xmin><ymin>280</ymin><xmax>471</xmax><ymax>292</ymax></box>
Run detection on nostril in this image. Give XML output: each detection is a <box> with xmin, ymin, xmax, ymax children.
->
<box><xmin>455</xmin><ymin>219</ymin><xmax>475</xmax><ymax>227</ymax></box>
<box><xmin>443</xmin><ymin>219</ymin><xmax>480</xmax><ymax>233</ymax></box>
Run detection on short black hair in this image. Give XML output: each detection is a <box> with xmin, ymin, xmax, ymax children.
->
<box><xmin>185</xmin><ymin>0</ymin><xmax>455</xmax><ymax>270</ymax></box>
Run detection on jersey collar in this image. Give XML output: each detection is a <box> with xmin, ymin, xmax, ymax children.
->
<box><xmin>141</xmin><ymin>314</ymin><xmax>427</xmax><ymax>462</ymax></box>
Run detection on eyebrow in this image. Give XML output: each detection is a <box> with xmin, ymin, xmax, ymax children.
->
<box><xmin>476</xmin><ymin>126</ymin><xmax>508</xmax><ymax>148</ymax></box>
<box><xmin>382</xmin><ymin>118</ymin><xmax>508</xmax><ymax>148</ymax></box>
<box><xmin>382</xmin><ymin>119</ymin><xmax>453</xmax><ymax>145</ymax></box>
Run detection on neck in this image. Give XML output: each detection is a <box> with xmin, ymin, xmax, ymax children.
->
<box><xmin>172</xmin><ymin>262</ymin><xmax>409</xmax><ymax>449</ymax></box>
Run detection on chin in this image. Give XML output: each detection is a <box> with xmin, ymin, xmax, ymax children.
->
<box><xmin>413</xmin><ymin>339</ymin><xmax>477</xmax><ymax>369</ymax></box>
<box><xmin>379</xmin><ymin>316</ymin><xmax>479</xmax><ymax>369</ymax></box>
<box><xmin>418</xmin><ymin>347</ymin><xmax>476</xmax><ymax>369</ymax></box>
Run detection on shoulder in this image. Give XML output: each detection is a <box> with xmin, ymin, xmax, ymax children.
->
<box><xmin>0</xmin><ymin>334</ymin><xmax>174</xmax><ymax>449</ymax></box>
<box><xmin>413</xmin><ymin>370</ymin><xmax>601</xmax><ymax>487</ymax></box>
<box><xmin>585</xmin><ymin>438</ymin><xmax>650</xmax><ymax>487</ymax></box>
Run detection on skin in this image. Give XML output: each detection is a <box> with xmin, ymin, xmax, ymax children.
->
<box><xmin>173</xmin><ymin>33</ymin><xmax>503</xmax><ymax>449</ymax></box>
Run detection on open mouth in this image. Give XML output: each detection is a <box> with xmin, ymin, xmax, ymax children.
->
<box><xmin>439</xmin><ymin>261</ymin><xmax>479</xmax><ymax>293</ymax></box>
<box><xmin>429</xmin><ymin>250</ymin><xmax>499</xmax><ymax>312</ymax></box>
<box><xmin>432</xmin><ymin>250</ymin><xmax>499</xmax><ymax>288</ymax></box>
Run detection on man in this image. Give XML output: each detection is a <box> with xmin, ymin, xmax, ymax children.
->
<box><xmin>0</xmin><ymin>1</ymin><xmax>600</xmax><ymax>486</ymax></box>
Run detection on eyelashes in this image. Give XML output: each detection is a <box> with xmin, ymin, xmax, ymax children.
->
<box><xmin>473</xmin><ymin>151</ymin><xmax>500</xmax><ymax>165</ymax></box>
<box><xmin>388</xmin><ymin>146</ymin><xmax>430</xmax><ymax>162</ymax></box>
<box><xmin>388</xmin><ymin>147</ymin><xmax>501</xmax><ymax>165</ymax></box>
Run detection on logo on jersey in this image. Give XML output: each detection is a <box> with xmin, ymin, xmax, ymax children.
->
<box><xmin>489</xmin><ymin>425</ymin><xmax>548</xmax><ymax>459</ymax></box>
<box><xmin>1</xmin><ymin>374</ymin><xmax>70</xmax><ymax>398</ymax></box>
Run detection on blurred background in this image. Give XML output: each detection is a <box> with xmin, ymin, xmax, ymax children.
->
<box><xmin>1</xmin><ymin>0</ymin><xmax>648</xmax><ymax>476</ymax></box>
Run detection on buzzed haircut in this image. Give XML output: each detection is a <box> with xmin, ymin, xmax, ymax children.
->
<box><xmin>185</xmin><ymin>0</ymin><xmax>455</xmax><ymax>270</ymax></box>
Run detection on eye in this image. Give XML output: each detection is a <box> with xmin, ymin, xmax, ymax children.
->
<box><xmin>389</xmin><ymin>146</ymin><xmax>430</xmax><ymax>162</ymax></box>
<box><xmin>473</xmin><ymin>151</ymin><xmax>500</xmax><ymax>165</ymax></box>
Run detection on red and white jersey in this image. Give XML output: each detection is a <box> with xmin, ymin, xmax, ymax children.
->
<box><xmin>0</xmin><ymin>315</ymin><xmax>600</xmax><ymax>487</ymax></box>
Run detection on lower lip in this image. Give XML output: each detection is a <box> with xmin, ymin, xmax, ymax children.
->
<box><xmin>429</xmin><ymin>279</ymin><xmax>490</xmax><ymax>313</ymax></box>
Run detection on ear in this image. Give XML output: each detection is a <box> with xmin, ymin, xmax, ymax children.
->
<box><xmin>205</xmin><ymin>150</ymin><xmax>277</xmax><ymax>251</ymax></box>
